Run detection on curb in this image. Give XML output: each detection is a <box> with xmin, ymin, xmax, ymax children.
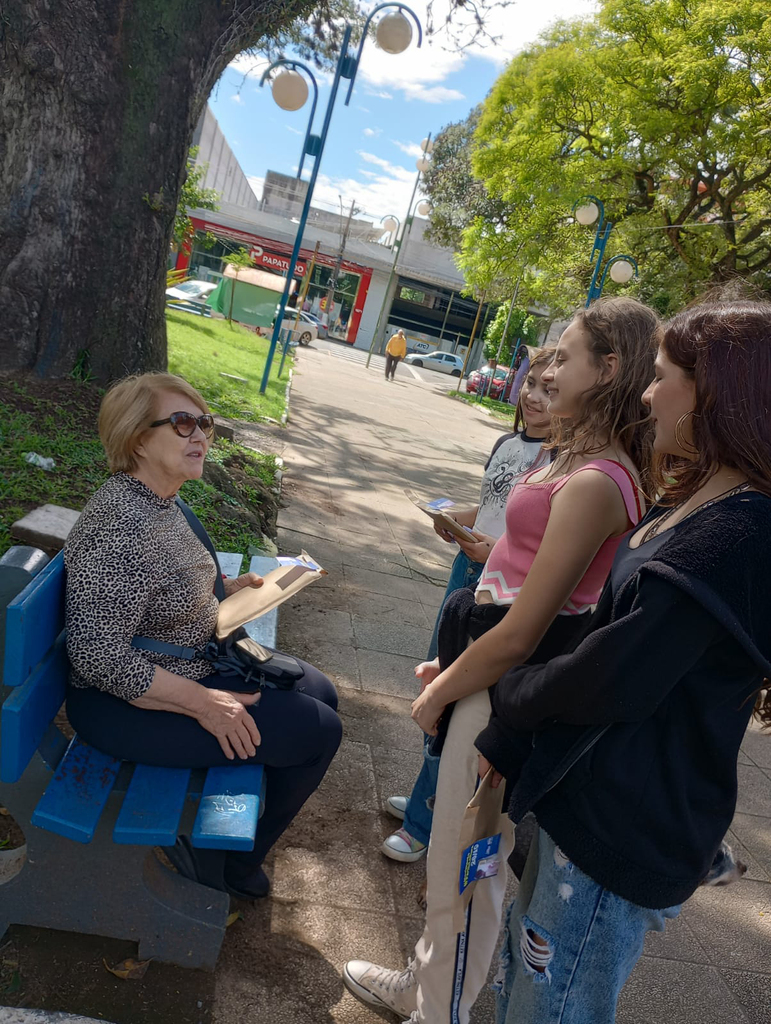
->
<box><xmin>280</xmin><ymin>369</ymin><xmax>293</xmax><ymax>426</ymax></box>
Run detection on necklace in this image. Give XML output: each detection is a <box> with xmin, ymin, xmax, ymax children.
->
<box><xmin>638</xmin><ymin>482</ymin><xmax>751</xmax><ymax>545</ymax></box>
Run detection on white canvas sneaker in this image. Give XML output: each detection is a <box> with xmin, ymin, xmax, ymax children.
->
<box><xmin>343</xmin><ymin>958</ymin><xmax>417</xmax><ymax>1018</ymax></box>
<box><xmin>381</xmin><ymin>827</ymin><xmax>427</xmax><ymax>863</ymax></box>
<box><xmin>385</xmin><ymin>795</ymin><xmax>408</xmax><ymax>820</ymax></box>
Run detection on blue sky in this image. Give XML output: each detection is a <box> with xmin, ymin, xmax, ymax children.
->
<box><xmin>207</xmin><ymin>0</ymin><xmax>597</xmax><ymax>229</ymax></box>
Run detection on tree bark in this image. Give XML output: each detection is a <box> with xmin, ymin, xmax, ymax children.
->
<box><xmin>0</xmin><ymin>0</ymin><xmax>311</xmax><ymax>381</ymax></box>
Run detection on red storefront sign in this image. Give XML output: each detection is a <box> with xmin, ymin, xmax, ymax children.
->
<box><xmin>249</xmin><ymin>245</ymin><xmax>307</xmax><ymax>277</ymax></box>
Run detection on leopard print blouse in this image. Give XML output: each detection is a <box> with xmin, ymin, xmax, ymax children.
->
<box><xmin>64</xmin><ymin>472</ymin><xmax>219</xmax><ymax>701</ymax></box>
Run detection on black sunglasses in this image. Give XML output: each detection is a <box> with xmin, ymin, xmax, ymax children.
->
<box><xmin>149</xmin><ymin>411</ymin><xmax>215</xmax><ymax>438</ymax></box>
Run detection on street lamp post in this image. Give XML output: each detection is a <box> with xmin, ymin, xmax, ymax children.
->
<box><xmin>573</xmin><ymin>195</ymin><xmax>638</xmax><ymax>305</ymax></box>
<box><xmin>365</xmin><ymin>140</ymin><xmax>433</xmax><ymax>368</ymax></box>
<box><xmin>258</xmin><ymin>4</ymin><xmax>423</xmax><ymax>394</ymax></box>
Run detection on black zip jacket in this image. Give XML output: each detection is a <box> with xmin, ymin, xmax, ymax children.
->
<box><xmin>475</xmin><ymin>492</ymin><xmax>771</xmax><ymax>909</ymax></box>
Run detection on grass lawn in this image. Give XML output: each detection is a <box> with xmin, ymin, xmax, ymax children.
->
<box><xmin>167</xmin><ymin>309</ymin><xmax>292</xmax><ymax>423</ymax></box>
<box><xmin>451</xmin><ymin>390</ymin><xmax>517</xmax><ymax>424</ymax></box>
<box><xmin>0</xmin><ymin>311</ymin><xmax>288</xmax><ymax>558</ymax></box>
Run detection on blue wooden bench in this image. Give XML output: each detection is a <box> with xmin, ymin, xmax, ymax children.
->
<box><xmin>0</xmin><ymin>547</ymin><xmax>278</xmax><ymax>971</ymax></box>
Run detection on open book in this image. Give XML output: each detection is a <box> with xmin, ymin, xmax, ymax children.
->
<box><xmin>216</xmin><ymin>552</ymin><xmax>327</xmax><ymax>639</ymax></box>
<box><xmin>405</xmin><ymin>489</ymin><xmax>476</xmax><ymax>542</ymax></box>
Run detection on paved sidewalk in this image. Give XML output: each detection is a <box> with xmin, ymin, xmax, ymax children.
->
<box><xmin>212</xmin><ymin>345</ymin><xmax>771</xmax><ymax>1024</ymax></box>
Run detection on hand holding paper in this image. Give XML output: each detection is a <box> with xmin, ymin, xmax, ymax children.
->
<box><xmin>216</xmin><ymin>552</ymin><xmax>326</xmax><ymax>639</ymax></box>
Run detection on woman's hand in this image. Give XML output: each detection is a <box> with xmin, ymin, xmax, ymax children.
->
<box><xmin>196</xmin><ymin>688</ymin><xmax>262</xmax><ymax>760</ymax></box>
<box><xmin>433</xmin><ymin>518</ymin><xmax>458</xmax><ymax>544</ymax></box>
<box><xmin>222</xmin><ymin>572</ymin><xmax>264</xmax><ymax>598</ymax></box>
<box><xmin>415</xmin><ymin>658</ymin><xmax>441</xmax><ymax>694</ymax></box>
<box><xmin>456</xmin><ymin>530</ymin><xmax>495</xmax><ymax>564</ymax></box>
<box><xmin>411</xmin><ymin>681</ymin><xmax>446</xmax><ymax>736</ymax></box>
<box><xmin>478</xmin><ymin>754</ymin><xmax>503</xmax><ymax>789</ymax></box>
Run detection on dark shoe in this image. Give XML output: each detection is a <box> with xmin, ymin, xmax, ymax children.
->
<box><xmin>223</xmin><ymin>865</ymin><xmax>271</xmax><ymax>900</ymax></box>
<box><xmin>163</xmin><ymin>835</ymin><xmax>226</xmax><ymax>891</ymax></box>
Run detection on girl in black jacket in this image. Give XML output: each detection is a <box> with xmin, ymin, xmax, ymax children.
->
<box><xmin>479</xmin><ymin>301</ymin><xmax>771</xmax><ymax>1024</ymax></box>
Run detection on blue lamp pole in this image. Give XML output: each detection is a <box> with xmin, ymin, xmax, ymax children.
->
<box><xmin>258</xmin><ymin>4</ymin><xmax>423</xmax><ymax>394</ymax></box>
<box><xmin>573</xmin><ymin>195</ymin><xmax>638</xmax><ymax>305</ymax></box>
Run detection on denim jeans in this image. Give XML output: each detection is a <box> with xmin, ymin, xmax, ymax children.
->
<box><xmin>403</xmin><ymin>549</ymin><xmax>485</xmax><ymax>846</ymax></box>
<box><xmin>494</xmin><ymin>828</ymin><xmax>680</xmax><ymax>1024</ymax></box>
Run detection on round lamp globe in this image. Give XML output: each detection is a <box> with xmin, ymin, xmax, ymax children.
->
<box><xmin>417</xmin><ymin>200</ymin><xmax>431</xmax><ymax>216</ymax></box>
<box><xmin>376</xmin><ymin>12</ymin><xmax>413</xmax><ymax>54</ymax></box>
<box><xmin>383</xmin><ymin>217</ymin><xmax>398</xmax><ymax>233</ymax></box>
<box><xmin>271</xmin><ymin>70</ymin><xmax>308</xmax><ymax>111</ymax></box>
<box><xmin>421</xmin><ymin>137</ymin><xmax>434</xmax><ymax>154</ymax></box>
<box><xmin>416</xmin><ymin>156</ymin><xmax>430</xmax><ymax>173</ymax></box>
<box><xmin>610</xmin><ymin>259</ymin><xmax>635</xmax><ymax>284</ymax></box>
<box><xmin>574</xmin><ymin>202</ymin><xmax>599</xmax><ymax>227</ymax></box>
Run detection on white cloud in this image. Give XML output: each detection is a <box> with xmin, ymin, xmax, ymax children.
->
<box><xmin>231</xmin><ymin>93</ymin><xmax>244</xmax><ymax>105</ymax></box>
<box><xmin>363</xmin><ymin>127</ymin><xmax>382</xmax><ymax>138</ymax></box>
<box><xmin>286</xmin><ymin>125</ymin><xmax>303</xmax><ymax>135</ymax></box>
<box><xmin>405</xmin><ymin>84</ymin><xmax>465</xmax><ymax>103</ymax></box>
<box><xmin>365</xmin><ymin>89</ymin><xmax>394</xmax><ymax>100</ymax></box>
<box><xmin>392</xmin><ymin>140</ymin><xmax>424</xmax><ymax>159</ymax></box>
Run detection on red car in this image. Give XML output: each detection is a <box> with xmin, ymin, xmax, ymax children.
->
<box><xmin>465</xmin><ymin>365</ymin><xmax>515</xmax><ymax>401</ymax></box>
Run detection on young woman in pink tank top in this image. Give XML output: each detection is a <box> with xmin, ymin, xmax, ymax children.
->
<box><xmin>344</xmin><ymin>297</ymin><xmax>662</xmax><ymax>1024</ymax></box>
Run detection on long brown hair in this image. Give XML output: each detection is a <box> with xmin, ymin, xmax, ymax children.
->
<box><xmin>651</xmin><ymin>302</ymin><xmax>771</xmax><ymax>503</ymax></box>
<box><xmin>651</xmin><ymin>301</ymin><xmax>771</xmax><ymax>729</ymax></box>
<box><xmin>511</xmin><ymin>346</ymin><xmax>555</xmax><ymax>434</ymax></box>
<box><xmin>548</xmin><ymin>298</ymin><xmax>661</xmax><ymax>482</ymax></box>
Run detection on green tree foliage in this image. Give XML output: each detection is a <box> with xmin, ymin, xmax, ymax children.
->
<box><xmin>174</xmin><ymin>149</ymin><xmax>219</xmax><ymax>253</ymax></box>
<box><xmin>458</xmin><ymin>0</ymin><xmax>771</xmax><ymax>315</ymax></box>
<box><xmin>483</xmin><ymin>304</ymin><xmax>540</xmax><ymax>363</ymax></box>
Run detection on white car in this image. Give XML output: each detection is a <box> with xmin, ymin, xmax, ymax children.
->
<box><xmin>165</xmin><ymin>279</ymin><xmax>217</xmax><ymax>305</ymax></box>
<box><xmin>403</xmin><ymin>350</ymin><xmax>465</xmax><ymax>377</ymax></box>
<box><xmin>280</xmin><ymin>310</ymin><xmax>319</xmax><ymax>346</ymax></box>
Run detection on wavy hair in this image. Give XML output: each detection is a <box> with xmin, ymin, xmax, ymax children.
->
<box><xmin>547</xmin><ymin>298</ymin><xmax>661</xmax><ymax>484</ymax></box>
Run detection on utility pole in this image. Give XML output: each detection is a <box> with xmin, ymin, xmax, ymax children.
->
<box><xmin>324</xmin><ymin>198</ymin><xmax>356</xmax><ymax>331</ymax></box>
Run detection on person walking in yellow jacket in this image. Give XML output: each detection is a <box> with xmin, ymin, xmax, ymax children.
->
<box><xmin>385</xmin><ymin>330</ymin><xmax>407</xmax><ymax>380</ymax></box>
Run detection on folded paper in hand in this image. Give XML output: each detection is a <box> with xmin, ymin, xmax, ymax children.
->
<box><xmin>216</xmin><ymin>551</ymin><xmax>326</xmax><ymax>639</ymax></box>
<box><xmin>404</xmin><ymin>489</ymin><xmax>475</xmax><ymax>542</ymax></box>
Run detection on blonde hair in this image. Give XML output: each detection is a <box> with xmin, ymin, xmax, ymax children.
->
<box><xmin>98</xmin><ymin>372</ymin><xmax>209</xmax><ymax>474</ymax></box>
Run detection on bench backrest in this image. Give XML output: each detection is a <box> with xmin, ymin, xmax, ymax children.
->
<box><xmin>1</xmin><ymin>552</ymin><xmax>67</xmax><ymax>783</ymax></box>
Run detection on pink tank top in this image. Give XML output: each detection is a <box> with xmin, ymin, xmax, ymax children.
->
<box><xmin>475</xmin><ymin>460</ymin><xmax>643</xmax><ymax>613</ymax></box>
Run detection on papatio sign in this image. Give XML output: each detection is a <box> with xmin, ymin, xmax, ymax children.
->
<box><xmin>250</xmin><ymin>245</ymin><xmax>307</xmax><ymax>277</ymax></box>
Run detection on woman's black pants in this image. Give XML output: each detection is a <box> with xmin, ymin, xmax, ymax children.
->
<box><xmin>66</xmin><ymin>657</ymin><xmax>342</xmax><ymax>890</ymax></box>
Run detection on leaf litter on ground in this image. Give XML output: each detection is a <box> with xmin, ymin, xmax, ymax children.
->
<box><xmin>103</xmin><ymin>957</ymin><xmax>152</xmax><ymax>980</ymax></box>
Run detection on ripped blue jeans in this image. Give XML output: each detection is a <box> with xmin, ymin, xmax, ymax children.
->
<box><xmin>495</xmin><ymin>828</ymin><xmax>680</xmax><ymax>1024</ymax></box>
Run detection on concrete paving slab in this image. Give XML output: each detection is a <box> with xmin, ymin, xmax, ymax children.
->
<box><xmin>344</xmin><ymin>564</ymin><xmax>420</xmax><ymax>602</ymax></box>
<box><xmin>730</xmin><ymin>813</ymin><xmax>771</xmax><ymax>877</ymax></box>
<box><xmin>735</xmin><ymin>764</ymin><xmax>771</xmax><ymax>816</ymax></box>
<box><xmin>356</xmin><ymin>648</ymin><xmax>423</xmax><ymax>700</ymax></box>
<box><xmin>337</xmin><ymin>689</ymin><xmax>423</xmax><ymax>755</ymax></box>
<box><xmin>641</xmin><ymin>907</ymin><xmax>711</xmax><ymax>963</ymax></box>
<box><xmin>617</xmin><ymin>958</ymin><xmax>748</xmax><ymax>1024</ymax></box>
<box><xmin>340</xmin><ymin>547</ymin><xmax>414</xmax><ymax>578</ymax></box>
<box><xmin>719</xmin><ymin>969</ymin><xmax>771</xmax><ymax>1024</ymax></box>
<box><xmin>411</xmin><ymin>578</ymin><xmax>448</xmax><ymax>612</ymax></box>
<box><xmin>741</xmin><ymin>726</ymin><xmax>771</xmax><ymax>768</ymax></box>
<box><xmin>277</xmin><ymin>607</ymin><xmax>353</xmax><ymax>645</ymax></box>
<box><xmin>684</xmin><ymin>880</ymin><xmax>771</xmax><ymax>974</ymax></box>
<box><xmin>353</xmin><ymin>616</ymin><xmax>434</xmax><ymax>660</ymax></box>
<box><xmin>726</xmin><ymin>823</ymin><xmax>771</xmax><ymax>882</ymax></box>
<box><xmin>348</xmin><ymin>591</ymin><xmax>432</xmax><ymax>629</ymax></box>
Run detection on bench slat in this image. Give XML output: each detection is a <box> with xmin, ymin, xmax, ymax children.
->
<box><xmin>1</xmin><ymin>634</ymin><xmax>68</xmax><ymax>783</ymax></box>
<box><xmin>32</xmin><ymin>736</ymin><xmax>121</xmax><ymax>843</ymax></box>
<box><xmin>191</xmin><ymin>764</ymin><xmax>264</xmax><ymax>850</ymax></box>
<box><xmin>216</xmin><ymin>552</ymin><xmax>243</xmax><ymax>580</ymax></box>
<box><xmin>3</xmin><ymin>554</ymin><xmax>65</xmax><ymax>687</ymax></box>
<box><xmin>113</xmin><ymin>765</ymin><xmax>191</xmax><ymax>845</ymax></box>
<box><xmin>243</xmin><ymin>555</ymin><xmax>280</xmax><ymax>648</ymax></box>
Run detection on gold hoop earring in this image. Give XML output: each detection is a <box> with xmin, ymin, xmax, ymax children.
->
<box><xmin>675</xmin><ymin>411</ymin><xmax>698</xmax><ymax>455</ymax></box>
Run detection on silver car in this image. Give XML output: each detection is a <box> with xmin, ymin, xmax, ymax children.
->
<box><xmin>403</xmin><ymin>350</ymin><xmax>465</xmax><ymax>377</ymax></box>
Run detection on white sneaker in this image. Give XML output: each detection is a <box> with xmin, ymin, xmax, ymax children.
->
<box><xmin>385</xmin><ymin>796</ymin><xmax>408</xmax><ymax>821</ymax></box>
<box><xmin>343</xmin><ymin>959</ymin><xmax>417</xmax><ymax>1018</ymax></box>
<box><xmin>381</xmin><ymin>827</ymin><xmax>427</xmax><ymax>863</ymax></box>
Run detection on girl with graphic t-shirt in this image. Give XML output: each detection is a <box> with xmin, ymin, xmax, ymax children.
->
<box><xmin>344</xmin><ymin>297</ymin><xmax>660</xmax><ymax>1024</ymax></box>
<box><xmin>381</xmin><ymin>347</ymin><xmax>555</xmax><ymax>864</ymax></box>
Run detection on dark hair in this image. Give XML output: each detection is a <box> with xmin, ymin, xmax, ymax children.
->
<box><xmin>652</xmin><ymin>301</ymin><xmax>771</xmax><ymax>503</ymax></box>
<box><xmin>548</xmin><ymin>297</ymin><xmax>661</xmax><ymax>483</ymax></box>
<box><xmin>651</xmin><ymin>301</ymin><xmax>771</xmax><ymax>730</ymax></box>
<box><xmin>512</xmin><ymin>346</ymin><xmax>555</xmax><ymax>434</ymax></box>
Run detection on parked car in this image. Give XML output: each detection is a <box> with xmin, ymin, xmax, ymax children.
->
<box><xmin>300</xmin><ymin>310</ymin><xmax>328</xmax><ymax>339</ymax></box>
<box><xmin>403</xmin><ymin>351</ymin><xmax>465</xmax><ymax>376</ymax></box>
<box><xmin>465</xmin><ymin>365</ymin><xmax>511</xmax><ymax>399</ymax></box>
<box><xmin>165</xmin><ymin>280</ymin><xmax>217</xmax><ymax>310</ymax></box>
<box><xmin>280</xmin><ymin>310</ymin><xmax>319</xmax><ymax>345</ymax></box>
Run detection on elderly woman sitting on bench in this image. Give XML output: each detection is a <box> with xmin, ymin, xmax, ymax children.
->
<box><xmin>64</xmin><ymin>371</ymin><xmax>341</xmax><ymax>899</ymax></box>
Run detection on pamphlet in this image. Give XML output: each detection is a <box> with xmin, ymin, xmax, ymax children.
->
<box><xmin>216</xmin><ymin>550</ymin><xmax>327</xmax><ymax>639</ymax></box>
<box><xmin>459</xmin><ymin>832</ymin><xmax>502</xmax><ymax>894</ymax></box>
<box><xmin>404</xmin><ymin>489</ymin><xmax>476</xmax><ymax>542</ymax></box>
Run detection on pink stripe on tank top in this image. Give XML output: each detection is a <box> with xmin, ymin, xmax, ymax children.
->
<box><xmin>476</xmin><ymin>460</ymin><xmax>644</xmax><ymax>611</ymax></box>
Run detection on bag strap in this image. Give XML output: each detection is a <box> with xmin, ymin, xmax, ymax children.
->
<box><xmin>131</xmin><ymin>636</ymin><xmax>197</xmax><ymax>660</ymax></box>
<box><xmin>175</xmin><ymin>496</ymin><xmax>226</xmax><ymax>601</ymax></box>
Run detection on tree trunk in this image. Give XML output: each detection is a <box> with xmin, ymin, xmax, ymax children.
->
<box><xmin>0</xmin><ymin>0</ymin><xmax>310</xmax><ymax>381</ymax></box>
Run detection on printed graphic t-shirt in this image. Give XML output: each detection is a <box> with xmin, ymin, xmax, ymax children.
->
<box><xmin>473</xmin><ymin>431</ymin><xmax>547</xmax><ymax>538</ymax></box>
